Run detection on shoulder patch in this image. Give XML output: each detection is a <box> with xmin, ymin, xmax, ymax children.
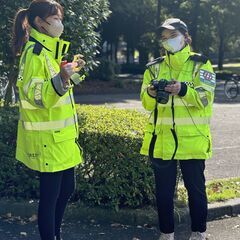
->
<box><xmin>190</xmin><ymin>54</ymin><xmax>209</xmax><ymax>64</ymax></box>
<box><xmin>146</xmin><ymin>57</ymin><xmax>165</xmax><ymax>69</ymax></box>
<box><xmin>199</xmin><ymin>69</ymin><xmax>216</xmax><ymax>87</ymax></box>
<box><xmin>33</xmin><ymin>43</ymin><xmax>43</xmax><ymax>56</ymax></box>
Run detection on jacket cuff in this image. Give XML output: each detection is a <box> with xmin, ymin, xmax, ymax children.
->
<box><xmin>51</xmin><ymin>73</ymin><xmax>69</xmax><ymax>97</ymax></box>
<box><xmin>70</xmin><ymin>73</ymin><xmax>86</xmax><ymax>85</ymax></box>
<box><xmin>178</xmin><ymin>82</ymin><xmax>188</xmax><ymax>97</ymax></box>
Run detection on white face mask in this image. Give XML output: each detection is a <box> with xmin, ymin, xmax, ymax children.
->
<box><xmin>162</xmin><ymin>34</ymin><xmax>185</xmax><ymax>53</ymax></box>
<box><xmin>40</xmin><ymin>18</ymin><xmax>64</xmax><ymax>38</ymax></box>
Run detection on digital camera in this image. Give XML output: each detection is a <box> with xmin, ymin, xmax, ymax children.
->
<box><xmin>151</xmin><ymin>79</ymin><xmax>171</xmax><ymax>104</ymax></box>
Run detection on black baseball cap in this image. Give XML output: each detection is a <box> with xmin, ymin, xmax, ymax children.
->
<box><xmin>159</xmin><ymin>18</ymin><xmax>188</xmax><ymax>34</ymax></box>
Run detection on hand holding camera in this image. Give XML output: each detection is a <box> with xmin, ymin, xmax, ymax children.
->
<box><xmin>164</xmin><ymin>80</ymin><xmax>181</xmax><ymax>96</ymax></box>
<box><xmin>148</xmin><ymin>79</ymin><xmax>181</xmax><ymax>104</ymax></box>
<box><xmin>149</xmin><ymin>79</ymin><xmax>172</xmax><ymax>104</ymax></box>
<box><xmin>147</xmin><ymin>85</ymin><xmax>157</xmax><ymax>98</ymax></box>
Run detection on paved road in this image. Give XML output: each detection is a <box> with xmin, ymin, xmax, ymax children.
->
<box><xmin>0</xmin><ymin>215</ymin><xmax>239</xmax><ymax>240</ymax></box>
<box><xmin>74</xmin><ymin>83</ymin><xmax>240</xmax><ymax>180</ymax></box>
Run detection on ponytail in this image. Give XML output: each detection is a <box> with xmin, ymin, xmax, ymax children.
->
<box><xmin>12</xmin><ymin>1</ymin><xmax>64</xmax><ymax>56</ymax></box>
<box><xmin>12</xmin><ymin>8</ymin><xmax>29</xmax><ymax>56</ymax></box>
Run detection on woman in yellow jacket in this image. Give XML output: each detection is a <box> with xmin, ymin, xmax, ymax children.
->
<box><xmin>12</xmin><ymin>1</ymin><xmax>85</xmax><ymax>239</ymax></box>
<box><xmin>140</xmin><ymin>18</ymin><xmax>216</xmax><ymax>240</ymax></box>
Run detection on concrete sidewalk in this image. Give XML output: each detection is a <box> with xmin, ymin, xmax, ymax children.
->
<box><xmin>0</xmin><ymin>211</ymin><xmax>239</xmax><ymax>240</ymax></box>
<box><xmin>0</xmin><ymin>197</ymin><xmax>239</xmax><ymax>231</ymax></box>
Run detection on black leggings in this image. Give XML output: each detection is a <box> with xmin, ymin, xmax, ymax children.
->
<box><xmin>151</xmin><ymin>158</ymin><xmax>208</xmax><ymax>234</ymax></box>
<box><xmin>38</xmin><ymin>167</ymin><xmax>75</xmax><ymax>240</ymax></box>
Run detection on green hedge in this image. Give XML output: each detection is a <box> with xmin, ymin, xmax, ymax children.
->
<box><xmin>0</xmin><ymin>105</ymin><xmax>155</xmax><ymax>209</ymax></box>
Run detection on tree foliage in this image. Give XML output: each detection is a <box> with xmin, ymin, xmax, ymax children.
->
<box><xmin>0</xmin><ymin>0</ymin><xmax>110</xmax><ymax>103</ymax></box>
<box><xmin>102</xmin><ymin>0</ymin><xmax>240</xmax><ymax>68</ymax></box>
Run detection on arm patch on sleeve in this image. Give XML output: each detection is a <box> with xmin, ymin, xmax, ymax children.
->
<box><xmin>199</xmin><ymin>70</ymin><xmax>216</xmax><ymax>87</ymax></box>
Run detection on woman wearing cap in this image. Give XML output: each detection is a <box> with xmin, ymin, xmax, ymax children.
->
<box><xmin>140</xmin><ymin>18</ymin><xmax>216</xmax><ymax>240</ymax></box>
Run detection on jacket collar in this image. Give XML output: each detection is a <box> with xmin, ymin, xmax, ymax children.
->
<box><xmin>165</xmin><ymin>44</ymin><xmax>191</xmax><ymax>69</ymax></box>
<box><xmin>29</xmin><ymin>28</ymin><xmax>70</xmax><ymax>63</ymax></box>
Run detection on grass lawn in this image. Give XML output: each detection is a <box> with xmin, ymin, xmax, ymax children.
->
<box><xmin>177</xmin><ymin>177</ymin><xmax>240</xmax><ymax>205</ymax></box>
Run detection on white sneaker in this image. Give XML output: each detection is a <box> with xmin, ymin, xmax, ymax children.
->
<box><xmin>159</xmin><ymin>232</ymin><xmax>174</xmax><ymax>240</ymax></box>
<box><xmin>189</xmin><ymin>231</ymin><xmax>206</xmax><ymax>240</ymax></box>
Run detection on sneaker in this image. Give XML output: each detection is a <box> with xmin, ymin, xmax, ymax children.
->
<box><xmin>159</xmin><ymin>232</ymin><xmax>174</xmax><ymax>240</ymax></box>
<box><xmin>189</xmin><ymin>231</ymin><xmax>206</xmax><ymax>240</ymax></box>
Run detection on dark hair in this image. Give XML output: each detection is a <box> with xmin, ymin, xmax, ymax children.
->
<box><xmin>12</xmin><ymin>0</ymin><xmax>63</xmax><ymax>56</ymax></box>
<box><xmin>184</xmin><ymin>32</ymin><xmax>192</xmax><ymax>45</ymax></box>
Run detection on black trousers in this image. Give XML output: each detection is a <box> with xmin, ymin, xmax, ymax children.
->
<box><xmin>38</xmin><ymin>167</ymin><xmax>75</xmax><ymax>240</ymax></box>
<box><xmin>151</xmin><ymin>158</ymin><xmax>208</xmax><ymax>234</ymax></box>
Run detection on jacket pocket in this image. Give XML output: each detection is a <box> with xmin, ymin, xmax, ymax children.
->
<box><xmin>176</xmin><ymin>126</ymin><xmax>211</xmax><ymax>156</ymax></box>
<box><xmin>52</xmin><ymin>127</ymin><xmax>77</xmax><ymax>143</ymax></box>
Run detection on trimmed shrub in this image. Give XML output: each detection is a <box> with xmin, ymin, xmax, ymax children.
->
<box><xmin>0</xmin><ymin>105</ymin><xmax>155</xmax><ymax>209</ymax></box>
<box><xmin>75</xmin><ymin>105</ymin><xmax>154</xmax><ymax>209</ymax></box>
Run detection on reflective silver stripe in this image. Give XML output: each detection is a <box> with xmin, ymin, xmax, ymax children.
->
<box><xmin>192</xmin><ymin>62</ymin><xmax>202</xmax><ymax>79</ymax></box>
<box><xmin>150</xmin><ymin>117</ymin><xmax>210</xmax><ymax>125</ymax></box>
<box><xmin>34</xmin><ymin>82</ymin><xmax>44</xmax><ymax>107</ymax></box>
<box><xmin>22</xmin><ymin>114</ymin><xmax>77</xmax><ymax>131</ymax></box>
<box><xmin>20</xmin><ymin>95</ymin><xmax>72</xmax><ymax>110</ymax></box>
<box><xmin>23</xmin><ymin>78</ymin><xmax>44</xmax><ymax>96</ymax></box>
<box><xmin>196</xmin><ymin>87</ymin><xmax>208</xmax><ymax>107</ymax></box>
<box><xmin>149</xmin><ymin>64</ymin><xmax>160</xmax><ymax>79</ymax></box>
<box><xmin>44</xmin><ymin>53</ymin><xmax>57</xmax><ymax>78</ymax></box>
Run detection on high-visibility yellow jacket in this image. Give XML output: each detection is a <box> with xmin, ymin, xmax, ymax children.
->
<box><xmin>140</xmin><ymin>45</ymin><xmax>216</xmax><ymax>160</ymax></box>
<box><xmin>16</xmin><ymin>28</ymin><xmax>83</xmax><ymax>172</ymax></box>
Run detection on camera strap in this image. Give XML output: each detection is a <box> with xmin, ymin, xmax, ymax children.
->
<box><xmin>170</xmin><ymin>96</ymin><xmax>178</xmax><ymax>160</ymax></box>
<box><xmin>147</xmin><ymin>65</ymin><xmax>159</xmax><ymax>131</ymax></box>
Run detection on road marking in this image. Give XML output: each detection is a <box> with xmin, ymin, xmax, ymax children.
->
<box><xmin>214</xmin><ymin>146</ymin><xmax>240</xmax><ymax>150</ymax></box>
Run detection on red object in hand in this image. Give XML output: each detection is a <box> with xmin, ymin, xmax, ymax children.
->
<box><xmin>60</xmin><ymin>60</ymin><xmax>68</xmax><ymax>67</ymax></box>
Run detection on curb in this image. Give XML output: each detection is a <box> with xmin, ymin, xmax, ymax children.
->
<box><xmin>0</xmin><ymin>198</ymin><xmax>239</xmax><ymax>226</ymax></box>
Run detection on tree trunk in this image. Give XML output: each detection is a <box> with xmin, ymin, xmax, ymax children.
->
<box><xmin>129</xmin><ymin>49</ymin><xmax>134</xmax><ymax>63</ymax></box>
<box><xmin>114</xmin><ymin>40</ymin><xmax>118</xmax><ymax>63</ymax></box>
<box><xmin>127</xmin><ymin>42</ymin><xmax>130</xmax><ymax>64</ymax></box>
<box><xmin>154</xmin><ymin>0</ymin><xmax>162</xmax><ymax>58</ymax></box>
<box><xmin>110</xmin><ymin>42</ymin><xmax>113</xmax><ymax>61</ymax></box>
<box><xmin>127</xmin><ymin>41</ymin><xmax>134</xmax><ymax>64</ymax></box>
<box><xmin>191</xmin><ymin>0</ymin><xmax>200</xmax><ymax>50</ymax></box>
<box><xmin>218</xmin><ymin>34</ymin><xmax>225</xmax><ymax>70</ymax></box>
<box><xmin>139</xmin><ymin>47</ymin><xmax>148</xmax><ymax>66</ymax></box>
